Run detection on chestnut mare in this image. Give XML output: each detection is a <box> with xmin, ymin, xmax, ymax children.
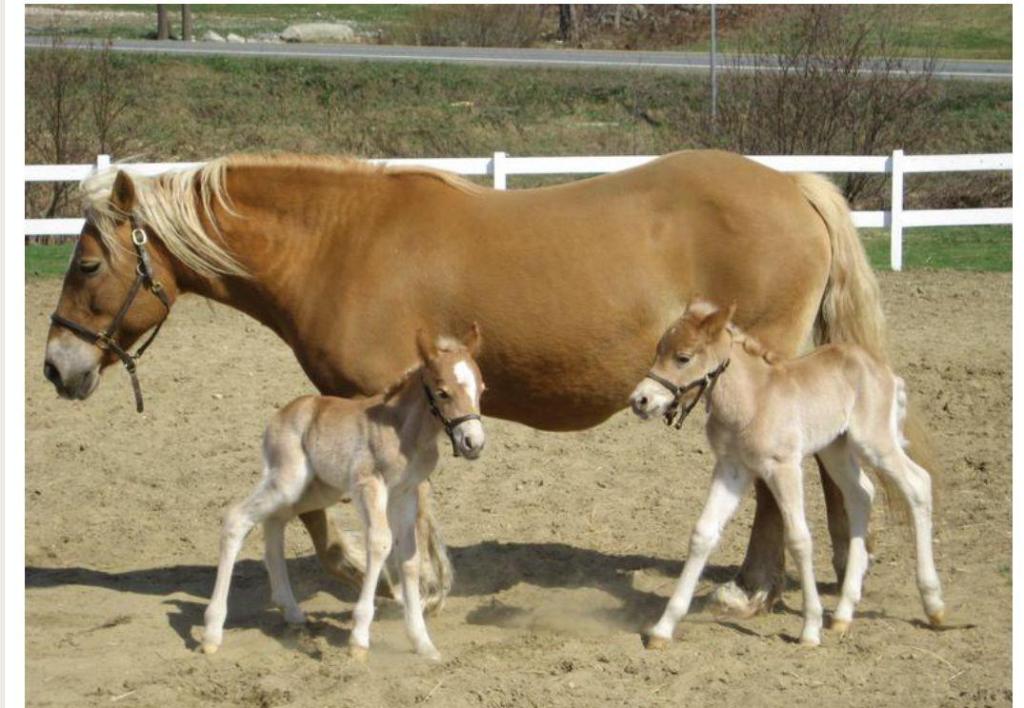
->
<box><xmin>43</xmin><ymin>150</ymin><xmax>921</xmax><ymax>615</ymax></box>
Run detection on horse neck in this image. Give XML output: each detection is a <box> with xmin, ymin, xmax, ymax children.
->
<box><xmin>169</xmin><ymin>164</ymin><xmax>374</xmax><ymax>341</ymax></box>
<box><xmin>385</xmin><ymin>372</ymin><xmax>444</xmax><ymax>451</ymax></box>
<box><xmin>707</xmin><ymin>340</ymin><xmax>770</xmax><ymax>429</ymax></box>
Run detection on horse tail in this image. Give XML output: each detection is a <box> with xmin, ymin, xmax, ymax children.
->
<box><xmin>793</xmin><ymin>172</ymin><xmax>940</xmax><ymax>513</ymax></box>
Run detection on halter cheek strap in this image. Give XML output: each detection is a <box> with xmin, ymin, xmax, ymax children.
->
<box><xmin>644</xmin><ymin>359</ymin><xmax>730</xmax><ymax>430</ymax></box>
<box><xmin>423</xmin><ymin>384</ymin><xmax>481</xmax><ymax>457</ymax></box>
<box><xmin>49</xmin><ymin>221</ymin><xmax>171</xmax><ymax>413</ymax></box>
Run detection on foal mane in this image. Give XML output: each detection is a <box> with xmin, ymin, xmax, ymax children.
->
<box><xmin>688</xmin><ymin>300</ymin><xmax>779</xmax><ymax>365</ymax></box>
<box><xmin>79</xmin><ymin>153</ymin><xmax>484</xmax><ymax>279</ymax></box>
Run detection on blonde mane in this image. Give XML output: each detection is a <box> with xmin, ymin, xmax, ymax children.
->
<box><xmin>687</xmin><ymin>300</ymin><xmax>779</xmax><ymax>364</ymax></box>
<box><xmin>78</xmin><ymin>153</ymin><xmax>485</xmax><ymax>279</ymax></box>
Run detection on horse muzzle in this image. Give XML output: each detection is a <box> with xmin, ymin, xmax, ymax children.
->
<box><xmin>453</xmin><ymin>419</ymin><xmax>486</xmax><ymax>460</ymax></box>
<box><xmin>44</xmin><ymin>336</ymin><xmax>102</xmax><ymax>401</ymax></box>
<box><xmin>629</xmin><ymin>379</ymin><xmax>672</xmax><ymax>421</ymax></box>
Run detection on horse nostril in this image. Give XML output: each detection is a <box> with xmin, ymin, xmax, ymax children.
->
<box><xmin>44</xmin><ymin>361</ymin><xmax>62</xmax><ymax>387</ymax></box>
<box><xmin>638</xmin><ymin>396</ymin><xmax>649</xmax><ymax>408</ymax></box>
<box><xmin>464</xmin><ymin>436</ymin><xmax>476</xmax><ymax>450</ymax></box>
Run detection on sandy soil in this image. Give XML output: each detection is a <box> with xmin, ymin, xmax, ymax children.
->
<box><xmin>25</xmin><ymin>270</ymin><xmax>1011</xmax><ymax>707</ymax></box>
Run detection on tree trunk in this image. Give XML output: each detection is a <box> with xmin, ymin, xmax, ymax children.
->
<box><xmin>156</xmin><ymin>5</ymin><xmax>170</xmax><ymax>40</ymax></box>
<box><xmin>181</xmin><ymin>5</ymin><xmax>193</xmax><ymax>42</ymax></box>
<box><xmin>558</xmin><ymin>5</ymin><xmax>572</xmax><ymax>42</ymax></box>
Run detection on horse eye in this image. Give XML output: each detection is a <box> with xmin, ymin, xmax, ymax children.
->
<box><xmin>79</xmin><ymin>260</ymin><xmax>101</xmax><ymax>275</ymax></box>
<box><xmin>675</xmin><ymin>353</ymin><xmax>691</xmax><ymax>365</ymax></box>
<box><xmin>436</xmin><ymin>389</ymin><xmax>450</xmax><ymax>400</ymax></box>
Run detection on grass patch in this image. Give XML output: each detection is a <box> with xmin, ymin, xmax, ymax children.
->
<box><xmin>27</xmin><ymin>4</ymin><xmax>1012</xmax><ymax>60</ymax></box>
<box><xmin>26</xmin><ymin>242</ymin><xmax>74</xmax><ymax>279</ymax></box>
<box><xmin>862</xmin><ymin>225</ymin><xmax>1011</xmax><ymax>272</ymax></box>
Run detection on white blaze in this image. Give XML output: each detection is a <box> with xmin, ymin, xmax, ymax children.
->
<box><xmin>453</xmin><ymin>359</ymin><xmax>479</xmax><ymax>405</ymax></box>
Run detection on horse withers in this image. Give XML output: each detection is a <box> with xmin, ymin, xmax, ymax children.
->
<box><xmin>630</xmin><ymin>301</ymin><xmax>944</xmax><ymax>647</ymax></box>
<box><xmin>201</xmin><ymin>325</ymin><xmax>485</xmax><ymax>660</ymax></box>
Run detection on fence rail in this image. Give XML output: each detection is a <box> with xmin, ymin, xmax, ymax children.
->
<box><xmin>25</xmin><ymin>150</ymin><xmax>1012</xmax><ymax>271</ymax></box>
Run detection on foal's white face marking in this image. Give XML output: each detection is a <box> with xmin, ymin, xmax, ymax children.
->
<box><xmin>453</xmin><ymin>359</ymin><xmax>480</xmax><ymax>406</ymax></box>
<box><xmin>450</xmin><ymin>357</ymin><xmax>485</xmax><ymax>459</ymax></box>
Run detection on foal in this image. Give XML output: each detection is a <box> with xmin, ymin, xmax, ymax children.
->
<box><xmin>630</xmin><ymin>302</ymin><xmax>944</xmax><ymax>647</ymax></box>
<box><xmin>202</xmin><ymin>325</ymin><xmax>485</xmax><ymax>660</ymax></box>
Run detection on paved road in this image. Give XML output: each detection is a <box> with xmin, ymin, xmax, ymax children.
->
<box><xmin>24</xmin><ymin>36</ymin><xmax>1010</xmax><ymax>81</ymax></box>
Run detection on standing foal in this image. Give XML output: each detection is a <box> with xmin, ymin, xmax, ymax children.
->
<box><xmin>630</xmin><ymin>302</ymin><xmax>944</xmax><ymax>647</ymax></box>
<box><xmin>202</xmin><ymin>325</ymin><xmax>485</xmax><ymax>660</ymax></box>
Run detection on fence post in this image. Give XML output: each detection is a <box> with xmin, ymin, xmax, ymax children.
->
<box><xmin>890</xmin><ymin>149</ymin><xmax>904</xmax><ymax>271</ymax></box>
<box><xmin>492</xmin><ymin>151</ymin><xmax>507</xmax><ymax>190</ymax></box>
<box><xmin>96</xmin><ymin>154</ymin><xmax>111</xmax><ymax>171</ymax></box>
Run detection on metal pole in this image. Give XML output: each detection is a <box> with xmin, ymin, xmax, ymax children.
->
<box><xmin>710</xmin><ymin>4</ymin><xmax>718</xmax><ymax>128</ymax></box>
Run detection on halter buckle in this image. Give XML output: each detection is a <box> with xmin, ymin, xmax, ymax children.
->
<box><xmin>131</xmin><ymin>228</ymin><xmax>148</xmax><ymax>246</ymax></box>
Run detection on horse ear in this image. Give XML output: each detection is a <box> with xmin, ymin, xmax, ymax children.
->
<box><xmin>463</xmin><ymin>322</ymin><xmax>482</xmax><ymax>357</ymax></box>
<box><xmin>110</xmin><ymin>170</ymin><xmax>136</xmax><ymax>217</ymax></box>
<box><xmin>415</xmin><ymin>328</ymin><xmax>437</xmax><ymax>363</ymax></box>
<box><xmin>705</xmin><ymin>303</ymin><xmax>735</xmax><ymax>335</ymax></box>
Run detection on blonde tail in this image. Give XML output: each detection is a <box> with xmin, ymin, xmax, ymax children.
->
<box><xmin>793</xmin><ymin>172</ymin><xmax>940</xmax><ymax>514</ymax></box>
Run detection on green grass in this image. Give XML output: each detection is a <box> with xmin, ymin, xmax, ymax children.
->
<box><xmin>27</xmin><ymin>226</ymin><xmax>1010</xmax><ymax>279</ymax></box>
<box><xmin>26</xmin><ymin>242</ymin><xmax>74</xmax><ymax>279</ymax></box>
<box><xmin>862</xmin><ymin>225</ymin><xmax>1011</xmax><ymax>271</ymax></box>
<box><xmin>26</xmin><ymin>4</ymin><xmax>1012</xmax><ymax>60</ymax></box>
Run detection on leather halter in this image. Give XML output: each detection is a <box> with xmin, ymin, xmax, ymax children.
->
<box><xmin>644</xmin><ymin>359</ymin><xmax>731</xmax><ymax>429</ymax></box>
<box><xmin>423</xmin><ymin>384</ymin><xmax>481</xmax><ymax>457</ymax></box>
<box><xmin>50</xmin><ymin>219</ymin><xmax>171</xmax><ymax>413</ymax></box>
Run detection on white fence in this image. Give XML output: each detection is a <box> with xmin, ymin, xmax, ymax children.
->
<box><xmin>25</xmin><ymin>150</ymin><xmax>1012</xmax><ymax>271</ymax></box>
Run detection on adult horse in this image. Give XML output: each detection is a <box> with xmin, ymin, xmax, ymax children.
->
<box><xmin>43</xmin><ymin>150</ymin><xmax>921</xmax><ymax>615</ymax></box>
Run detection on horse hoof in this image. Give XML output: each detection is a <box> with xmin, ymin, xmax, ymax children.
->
<box><xmin>799</xmin><ymin>635</ymin><xmax>821</xmax><ymax>647</ymax></box>
<box><xmin>200</xmin><ymin>642</ymin><xmax>220</xmax><ymax>655</ymax></box>
<box><xmin>348</xmin><ymin>644</ymin><xmax>369</xmax><ymax>662</ymax></box>
<box><xmin>709</xmin><ymin>581</ymin><xmax>766</xmax><ymax>618</ymax></box>
<box><xmin>927</xmin><ymin>608</ymin><xmax>945</xmax><ymax>627</ymax></box>
<box><xmin>830</xmin><ymin>618</ymin><xmax>850</xmax><ymax>636</ymax></box>
<box><xmin>642</xmin><ymin>633</ymin><xmax>671</xmax><ymax>650</ymax></box>
<box><xmin>418</xmin><ymin>647</ymin><xmax>442</xmax><ymax>662</ymax></box>
<box><xmin>283</xmin><ymin>609</ymin><xmax>307</xmax><ymax>626</ymax></box>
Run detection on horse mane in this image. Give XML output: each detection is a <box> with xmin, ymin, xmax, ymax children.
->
<box><xmin>382</xmin><ymin>364</ymin><xmax>422</xmax><ymax>402</ymax></box>
<box><xmin>688</xmin><ymin>300</ymin><xmax>779</xmax><ymax>365</ymax></box>
<box><xmin>78</xmin><ymin>152</ymin><xmax>485</xmax><ymax>279</ymax></box>
<box><xmin>726</xmin><ymin>324</ymin><xmax>780</xmax><ymax>364</ymax></box>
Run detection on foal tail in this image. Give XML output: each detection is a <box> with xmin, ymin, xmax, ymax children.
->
<box><xmin>792</xmin><ymin>173</ymin><xmax>940</xmax><ymax>508</ymax></box>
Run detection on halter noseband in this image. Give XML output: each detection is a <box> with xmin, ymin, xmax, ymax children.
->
<box><xmin>423</xmin><ymin>384</ymin><xmax>481</xmax><ymax>457</ymax></box>
<box><xmin>50</xmin><ymin>219</ymin><xmax>171</xmax><ymax>413</ymax></box>
<box><xmin>644</xmin><ymin>359</ymin><xmax>731</xmax><ymax>430</ymax></box>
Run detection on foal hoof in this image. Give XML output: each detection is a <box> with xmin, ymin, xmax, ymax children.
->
<box><xmin>348</xmin><ymin>644</ymin><xmax>369</xmax><ymax>663</ymax></box>
<box><xmin>830</xmin><ymin>618</ymin><xmax>851</xmax><ymax>636</ymax></box>
<box><xmin>200</xmin><ymin>642</ymin><xmax>220</xmax><ymax>655</ymax></box>
<box><xmin>799</xmin><ymin>635</ymin><xmax>821</xmax><ymax>647</ymax></box>
<box><xmin>927</xmin><ymin>608</ymin><xmax>945</xmax><ymax>627</ymax></box>
<box><xmin>641</xmin><ymin>633</ymin><xmax>671</xmax><ymax>650</ymax></box>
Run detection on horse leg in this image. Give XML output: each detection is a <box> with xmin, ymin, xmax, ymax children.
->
<box><xmin>202</xmin><ymin>479</ymin><xmax>289</xmax><ymax>654</ymax></box>
<box><xmin>764</xmin><ymin>461</ymin><xmax>823</xmax><ymax>646</ymax></box>
<box><xmin>393</xmin><ymin>490</ymin><xmax>441</xmax><ymax>660</ymax></box>
<box><xmin>818</xmin><ymin>456</ymin><xmax>854</xmax><ymax>582</ymax></box>
<box><xmin>415</xmin><ymin>480</ymin><xmax>453</xmax><ymax>616</ymax></box>
<box><xmin>870</xmin><ymin>447</ymin><xmax>945</xmax><ymax>625</ymax></box>
<box><xmin>645</xmin><ymin>460</ymin><xmax>751</xmax><ymax>649</ymax></box>
<box><xmin>711</xmin><ymin>479</ymin><xmax>784</xmax><ymax>616</ymax></box>
<box><xmin>349</xmin><ymin>476</ymin><xmax>392</xmax><ymax>660</ymax></box>
<box><xmin>298</xmin><ymin>509</ymin><xmax>366</xmax><ymax>588</ymax></box>
<box><xmin>264</xmin><ymin>516</ymin><xmax>305</xmax><ymax>625</ymax></box>
<box><xmin>817</xmin><ymin>441</ymin><xmax>874</xmax><ymax>635</ymax></box>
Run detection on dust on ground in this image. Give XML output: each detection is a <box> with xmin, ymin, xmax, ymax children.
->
<box><xmin>25</xmin><ymin>270</ymin><xmax>1011</xmax><ymax>707</ymax></box>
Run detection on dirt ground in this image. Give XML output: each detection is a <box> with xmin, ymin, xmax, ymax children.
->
<box><xmin>25</xmin><ymin>270</ymin><xmax>1011</xmax><ymax>707</ymax></box>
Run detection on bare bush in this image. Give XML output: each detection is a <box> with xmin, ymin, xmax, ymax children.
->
<box><xmin>704</xmin><ymin>6</ymin><xmax>938</xmax><ymax>206</ymax></box>
<box><xmin>26</xmin><ymin>31</ymin><xmax>142</xmax><ymax>220</ymax></box>
<box><xmin>403</xmin><ymin>6</ymin><xmax>549</xmax><ymax>48</ymax></box>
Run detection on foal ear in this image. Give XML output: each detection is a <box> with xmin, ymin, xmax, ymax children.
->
<box><xmin>463</xmin><ymin>322</ymin><xmax>482</xmax><ymax>357</ymax></box>
<box><xmin>110</xmin><ymin>170</ymin><xmax>137</xmax><ymax>217</ymax></box>
<box><xmin>415</xmin><ymin>328</ymin><xmax>437</xmax><ymax>362</ymax></box>
<box><xmin>705</xmin><ymin>303</ymin><xmax>736</xmax><ymax>336</ymax></box>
